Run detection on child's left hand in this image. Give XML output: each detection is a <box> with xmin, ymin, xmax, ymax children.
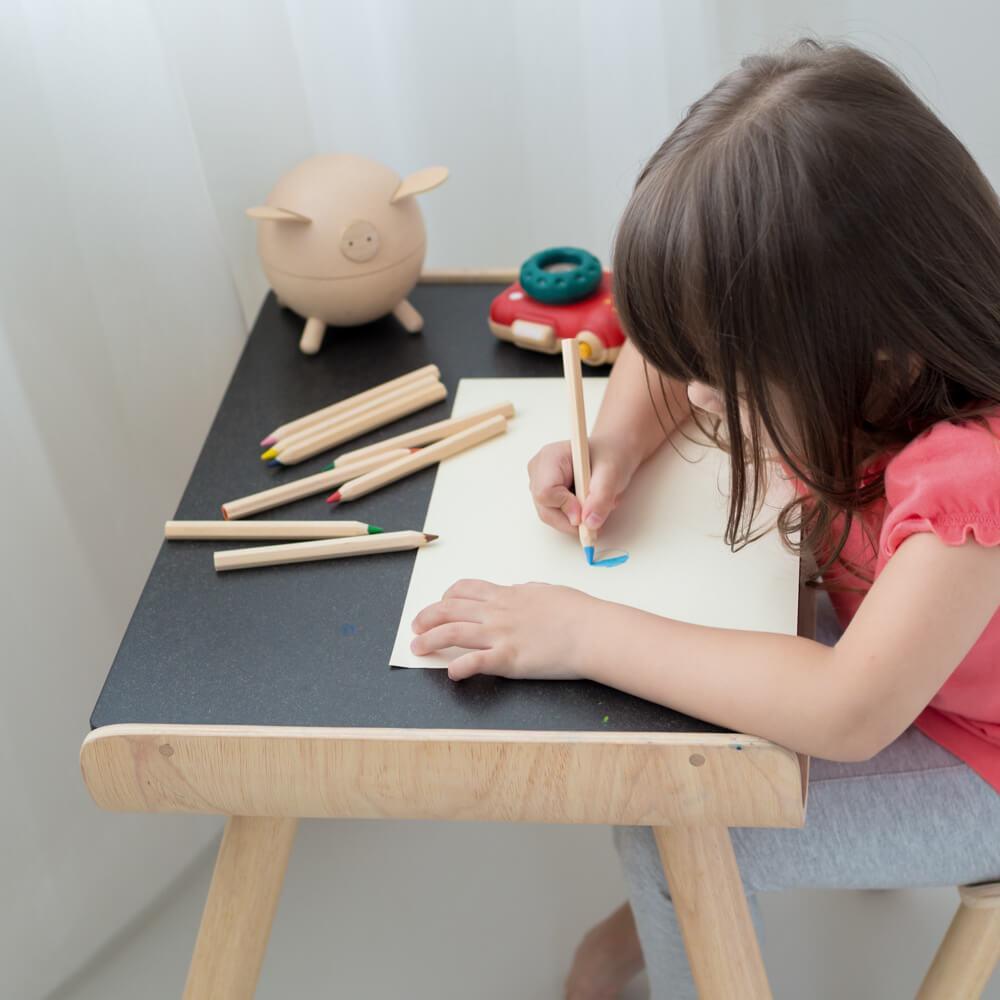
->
<box><xmin>410</xmin><ymin>579</ymin><xmax>597</xmax><ymax>681</ymax></box>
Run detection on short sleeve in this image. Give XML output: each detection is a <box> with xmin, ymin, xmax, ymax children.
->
<box><xmin>882</xmin><ymin>415</ymin><xmax>1000</xmax><ymax>558</ymax></box>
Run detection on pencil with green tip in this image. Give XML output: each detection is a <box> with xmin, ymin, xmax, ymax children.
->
<box><xmin>561</xmin><ymin>339</ymin><xmax>597</xmax><ymax>564</ymax></box>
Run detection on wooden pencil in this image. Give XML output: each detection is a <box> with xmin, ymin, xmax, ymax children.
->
<box><xmin>221</xmin><ymin>448</ymin><xmax>412</xmax><ymax>520</ymax></box>
<box><xmin>332</xmin><ymin>400</ymin><xmax>516</xmax><ymax>466</ymax></box>
<box><xmin>214</xmin><ymin>530</ymin><xmax>438</xmax><ymax>572</ymax></box>
<box><xmin>327</xmin><ymin>414</ymin><xmax>508</xmax><ymax>505</ymax></box>
<box><xmin>262</xmin><ymin>376</ymin><xmax>440</xmax><ymax>458</ymax></box>
<box><xmin>261</xmin><ymin>364</ymin><xmax>440</xmax><ymax>445</ymax></box>
<box><xmin>166</xmin><ymin>520</ymin><xmax>382</xmax><ymax>541</ymax></box>
<box><xmin>561</xmin><ymin>339</ymin><xmax>596</xmax><ymax>561</ymax></box>
<box><xmin>270</xmin><ymin>380</ymin><xmax>448</xmax><ymax>466</ymax></box>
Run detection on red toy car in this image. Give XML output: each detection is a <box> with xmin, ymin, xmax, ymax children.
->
<box><xmin>489</xmin><ymin>266</ymin><xmax>625</xmax><ymax>366</ymax></box>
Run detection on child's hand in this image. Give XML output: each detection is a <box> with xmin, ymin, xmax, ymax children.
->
<box><xmin>527</xmin><ymin>437</ymin><xmax>637</xmax><ymax>536</ymax></box>
<box><xmin>410</xmin><ymin>578</ymin><xmax>597</xmax><ymax>681</ymax></box>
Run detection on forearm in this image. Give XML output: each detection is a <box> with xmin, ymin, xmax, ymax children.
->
<box><xmin>591</xmin><ymin>339</ymin><xmax>686</xmax><ymax>467</ymax></box>
<box><xmin>580</xmin><ymin>600</ymin><xmax>862</xmax><ymax>761</ymax></box>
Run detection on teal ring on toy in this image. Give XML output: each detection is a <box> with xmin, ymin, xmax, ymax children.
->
<box><xmin>519</xmin><ymin>247</ymin><xmax>602</xmax><ymax>305</ymax></box>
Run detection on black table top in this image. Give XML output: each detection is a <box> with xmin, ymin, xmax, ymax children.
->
<box><xmin>90</xmin><ymin>284</ymin><xmax>729</xmax><ymax>735</ymax></box>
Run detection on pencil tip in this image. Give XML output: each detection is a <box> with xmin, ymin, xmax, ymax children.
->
<box><xmin>260</xmin><ymin>447</ymin><xmax>278</xmax><ymax>461</ymax></box>
<box><xmin>325</xmin><ymin>491</ymin><xmax>342</xmax><ymax>504</ymax></box>
<box><xmin>367</xmin><ymin>524</ymin><xmax>384</xmax><ymax>534</ymax></box>
<box><xmin>409</xmin><ymin>447</ymin><xmax>421</xmax><ymax>453</ymax></box>
<box><xmin>424</xmin><ymin>533</ymin><xmax>439</xmax><ymax>542</ymax></box>
<box><xmin>221</xmin><ymin>505</ymin><xmax>229</xmax><ymax>520</ymax></box>
<box><xmin>326</xmin><ymin>460</ymin><xmax>336</xmax><ymax>470</ymax></box>
<box><xmin>260</xmin><ymin>435</ymin><xmax>276</xmax><ymax>447</ymax></box>
<box><xmin>266</xmin><ymin>458</ymin><xmax>282</xmax><ymax>468</ymax></box>
<box><xmin>584</xmin><ymin>545</ymin><xmax>595</xmax><ymax>565</ymax></box>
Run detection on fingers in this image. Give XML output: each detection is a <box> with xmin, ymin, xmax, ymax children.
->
<box><xmin>448</xmin><ymin>648</ymin><xmax>503</xmax><ymax>682</ymax></box>
<box><xmin>528</xmin><ymin>442</ymin><xmax>581</xmax><ymax>531</ymax></box>
<box><xmin>580</xmin><ymin>462</ymin><xmax>621</xmax><ymax>531</ymax></box>
<box><xmin>410</xmin><ymin>621</ymin><xmax>489</xmax><ymax>657</ymax></box>
<box><xmin>411</xmin><ymin>597</ymin><xmax>484</xmax><ymax>635</ymax></box>
<box><xmin>442</xmin><ymin>578</ymin><xmax>502</xmax><ymax>601</ymax></box>
<box><xmin>535</xmin><ymin>485</ymin><xmax>582</xmax><ymax>526</ymax></box>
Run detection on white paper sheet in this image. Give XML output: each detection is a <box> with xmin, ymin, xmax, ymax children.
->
<box><xmin>391</xmin><ymin>378</ymin><xmax>799</xmax><ymax>668</ymax></box>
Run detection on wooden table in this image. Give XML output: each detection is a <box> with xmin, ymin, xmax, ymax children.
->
<box><xmin>81</xmin><ymin>279</ymin><xmax>809</xmax><ymax>999</ymax></box>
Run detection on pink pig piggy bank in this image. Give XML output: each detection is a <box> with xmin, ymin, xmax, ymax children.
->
<box><xmin>247</xmin><ymin>154</ymin><xmax>448</xmax><ymax>355</ymax></box>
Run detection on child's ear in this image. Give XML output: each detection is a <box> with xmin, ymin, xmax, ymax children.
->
<box><xmin>390</xmin><ymin>166</ymin><xmax>449</xmax><ymax>204</ymax></box>
<box><xmin>246</xmin><ymin>206</ymin><xmax>312</xmax><ymax>223</ymax></box>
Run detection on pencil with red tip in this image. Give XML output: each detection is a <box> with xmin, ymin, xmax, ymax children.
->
<box><xmin>325</xmin><ymin>414</ymin><xmax>508</xmax><ymax>506</ymax></box>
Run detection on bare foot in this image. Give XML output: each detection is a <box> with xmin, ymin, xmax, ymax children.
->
<box><xmin>565</xmin><ymin>902</ymin><xmax>645</xmax><ymax>999</ymax></box>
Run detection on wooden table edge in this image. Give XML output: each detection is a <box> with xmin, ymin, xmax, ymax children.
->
<box><xmin>81</xmin><ymin>723</ymin><xmax>807</xmax><ymax>828</ymax></box>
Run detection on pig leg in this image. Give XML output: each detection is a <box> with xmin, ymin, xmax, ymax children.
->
<box><xmin>392</xmin><ymin>298</ymin><xmax>423</xmax><ymax>334</ymax></box>
<box><xmin>299</xmin><ymin>316</ymin><xmax>327</xmax><ymax>354</ymax></box>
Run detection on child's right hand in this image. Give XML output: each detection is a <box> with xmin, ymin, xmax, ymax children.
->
<box><xmin>527</xmin><ymin>438</ymin><xmax>637</xmax><ymax>536</ymax></box>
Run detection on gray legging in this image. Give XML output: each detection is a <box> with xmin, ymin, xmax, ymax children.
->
<box><xmin>613</xmin><ymin>594</ymin><xmax>1000</xmax><ymax>999</ymax></box>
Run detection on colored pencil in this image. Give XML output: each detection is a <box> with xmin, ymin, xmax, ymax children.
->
<box><xmin>269</xmin><ymin>381</ymin><xmax>448</xmax><ymax>466</ymax></box>
<box><xmin>561</xmin><ymin>339</ymin><xmax>596</xmax><ymax>563</ymax></box>
<box><xmin>260</xmin><ymin>364</ymin><xmax>440</xmax><ymax>445</ymax></box>
<box><xmin>261</xmin><ymin>376</ymin><xmax>440</xmax><ymax>458</ymax></box>
<box><xmin>330</xmin><ymin>400</ymin><xmax>516</xmax><ymax>467</ymax></box>
<box><xmin>166</xmin><ymin>520</ymin><xmax>382</xmax><ymax>541</ymax></box>
<box><xmin>327</xmin><ymin>414</ymin><xmax>507</xmax><ymax>505</ymax></box>
<box><xmin>214</xmin><ymin>529</ymin><xmax>438</xmax><ymax>572</ymax></box>
<box><xmin>221</xmin><ymin>449</ymin><xmax>412</xmax><ymax>520</ymax></box>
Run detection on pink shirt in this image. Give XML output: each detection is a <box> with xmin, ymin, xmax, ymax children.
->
<box><xmin>820</xmin><ymin>414</ymin><xmax>1000</xmax><ymax>791</ymax></box>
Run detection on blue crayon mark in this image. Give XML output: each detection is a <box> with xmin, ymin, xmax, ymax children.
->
<box><xmin>592</xmin><ymin>551</ymin><xmax>629</xmax><ymax>568</ymax></box>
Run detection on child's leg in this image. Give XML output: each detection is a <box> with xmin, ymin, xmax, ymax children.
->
<box><xmin>614</xmin><ymin>726</ymin><xmax>1000</xmax><ymax>1000</ymax></box>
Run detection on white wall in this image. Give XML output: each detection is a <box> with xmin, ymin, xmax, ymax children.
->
<box><xmin>3</xmin><ymin>1</ymin><xmax>998</xmax><ymax>997</ymax></box>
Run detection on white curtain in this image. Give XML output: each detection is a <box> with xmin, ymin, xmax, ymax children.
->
<box><xmin>3</xmin><ymin>1</ymin><xmax>998</xmax><ymax>995</ymax></box>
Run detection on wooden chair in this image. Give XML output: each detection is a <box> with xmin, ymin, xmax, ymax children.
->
<box><xmin>918</xmin><ymin>881</ymin><xmax>1000</xmax><ymax>998</ymax></box>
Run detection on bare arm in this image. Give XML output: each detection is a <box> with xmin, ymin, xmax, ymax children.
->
<box><xmin>590</xmin><ymin>338</ymin><xmax>688</xmax><ymax>468</ymax></box>
<box><xmin>581</xmin><ymin>534</ymin><xmax>1000</xmax><ymax>761</ymax></box>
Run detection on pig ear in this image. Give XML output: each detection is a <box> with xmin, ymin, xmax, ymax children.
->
<box><xmin>390</xmin><ymin>166</ymin><xmax>449</xmax><ymax>204</ymax></box>
<box><xmin>246</xmin><ymin>206</ymin><xmax>312</xmax><ymax>223</ymax></box>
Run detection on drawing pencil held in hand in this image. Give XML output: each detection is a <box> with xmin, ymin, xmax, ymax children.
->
<box><xmin>561</xmin><ymin>339</ymin><xmax>597</xmax><ymax>562</ymax></box>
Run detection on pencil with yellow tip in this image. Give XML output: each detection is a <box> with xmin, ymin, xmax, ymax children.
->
<box><xmin>213</xmin><ymin>530</ymin><xmax>438</xmax><ymax>573</ymax></box>
<box><xmin>561</xmin><ymin>339</ymin><xmax>597</xmax><ymax>564</ymax></box>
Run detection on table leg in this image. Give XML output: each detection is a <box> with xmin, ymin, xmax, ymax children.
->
<box><xmin>183</xmin><ymin>816</ymin><xmax>298</xmax><ymax>1000</ymax></box>
<box><xmin>653</xmin><ymin>824</ymin><xmax>771</xmax><ymax>999</ymax></box>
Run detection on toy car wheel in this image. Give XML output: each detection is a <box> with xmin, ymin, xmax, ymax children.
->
<box><xmin>575</xmin><ymin>330</ymin><xmax>607</xmax><ymax>366</ymax></box>
<box><xmin>520</xmin><ymin>247</ymin><xmax>603</xmax><ymax>305</ymax></box>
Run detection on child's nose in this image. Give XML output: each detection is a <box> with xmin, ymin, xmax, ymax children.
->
<box><xmin>687</xmin><ymin>381</ymin><xmax>724</xmax><ymax>415</ymax></box>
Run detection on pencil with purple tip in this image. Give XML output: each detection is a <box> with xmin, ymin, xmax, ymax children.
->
<box><xmin>260</xmin><ymin>376</ymin><xmax>441</xmax><ymax>461</ymax></box>
<box><xmin>260</xmin><ymin>364</ymin><xmax>440</xmax><ymax>446</ymax></box>
<box><xmin>265</xmin><ymin>381</ymin><xmax>447</xmax><ymax>466</ymax></box>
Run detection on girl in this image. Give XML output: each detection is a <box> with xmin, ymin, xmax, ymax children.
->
<box><xmin>410</xmin><ymin>40</ymin><xmax>1000</xmax><ymax>998</ymax></box>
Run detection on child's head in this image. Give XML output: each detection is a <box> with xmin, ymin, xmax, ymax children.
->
<box><xmin>612</xmin><ymin>39</ymin><xmax>1000</xmax><ymax>567</ymax></box>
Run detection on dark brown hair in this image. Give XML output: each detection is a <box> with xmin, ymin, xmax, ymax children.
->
<box><xmin>612</xmin><ymin>39</ymin><xmax>1000</xmax><ymax>583</ymax></box>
